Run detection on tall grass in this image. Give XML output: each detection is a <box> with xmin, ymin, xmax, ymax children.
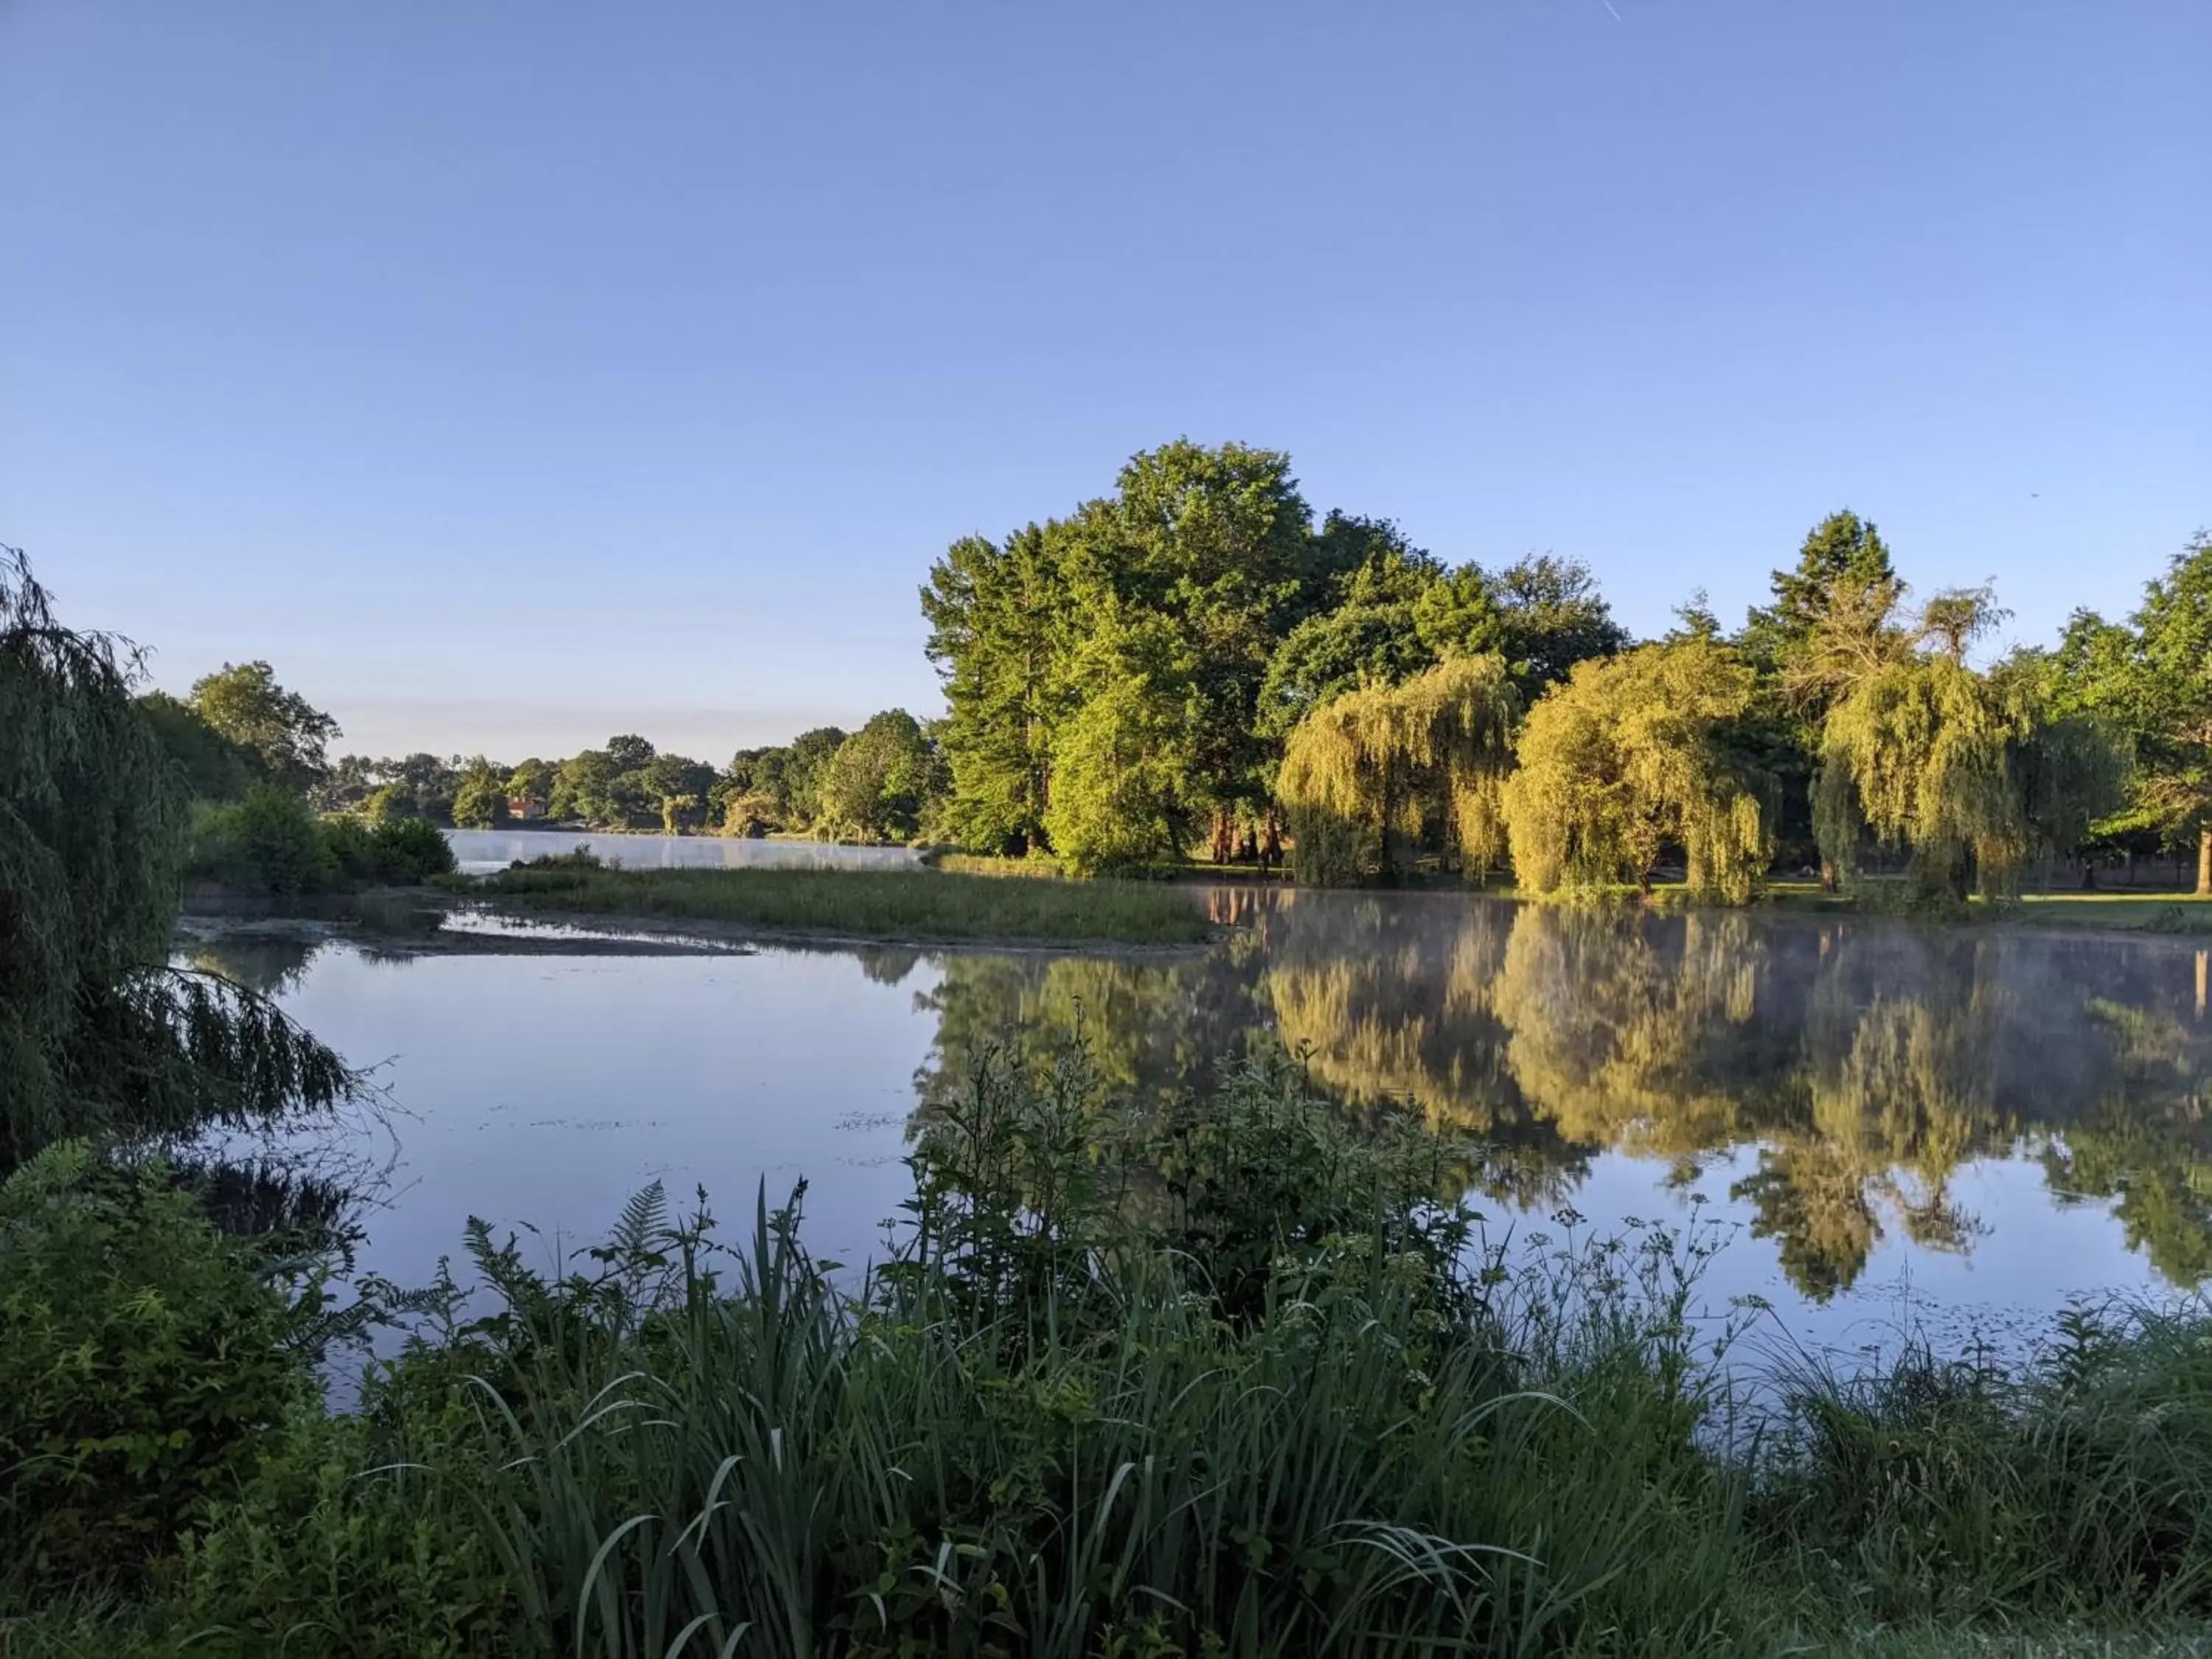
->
<box><xmin>406</xmin><ymin>1051</ymin><xmax>1763</xmax><ymax>1658</ymax></box>
<box><xmin>18</xmin><ymin>1043</ymin><xmax>2212</xmax><ymax>1656</ymax></box>
<box><xmin>1758</xmin><ymin>1303</ymin><xmax>2212</xmax><ymax>1626</ymax></box>
<box><xmin>472</xmin><ymin>863</ymin><xmax>1211</xmax><ymax>945</ymax></box>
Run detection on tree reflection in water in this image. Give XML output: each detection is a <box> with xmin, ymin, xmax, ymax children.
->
<box><xmin>918</xmin><ymin>891</ymin><xmax>2212</xmax><ymax>1301</ymax></box>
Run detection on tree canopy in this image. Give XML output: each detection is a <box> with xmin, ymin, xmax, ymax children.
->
<box><xmin>1278</xmin><ymin>655</ymin><xmax>1520</xmax><ymax>886</ymax></box>
<box><xmin>2049</xmin><ymin>531</ymin><xmax>2212</xmax><ymax>892</ymax></box>
<box><xmin>923</xmin><ymin>439</ymin><xmax>1624</xmax><ymax>871</ymax></box>
<box><xmin>1501</xmin><ymin>639</ymin><xmax>1772</xmax><ymax>902</ymax></box>
<box><xmin>187</xmin><ymin>661</ymin><xmax>339</xmax><ymax>793</ymax></box>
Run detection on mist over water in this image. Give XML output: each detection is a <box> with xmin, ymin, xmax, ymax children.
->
<box><xmin>184</xmin><ymin>883</ymin><xmax>2212</xmax><ymax>1366</ymax></box>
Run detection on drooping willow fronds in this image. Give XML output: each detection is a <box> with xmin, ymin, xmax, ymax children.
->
<box><xmin>1811</xmin><ymin>648</ymin><xmax>2121</xmax><ymax>899</ymax></box>
<box><xmin>1276</xmin><ymin>654</ymin><xmax>1520</xmax><ymax>886</ymax></box>
<box><xmin>1500</xmin><ymin>639</ymin><xmax>1772</xmax><ymax>903</ymax></box>
<box><xmin>1</xmin><ymin>545</ymin><xmax>361</xmax><ymax>1165</ymax></box>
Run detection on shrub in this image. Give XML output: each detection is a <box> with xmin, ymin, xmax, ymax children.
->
<box><xmin>185</xmin><ymin>785</ymin><xmax>335</xmax><ymax>895</ymax></box>
<box><xmin>184</xmin><ymin>796</ymin><xmax>455</xmax><ymax>894</ymax></box>
<box><xmin>158</xmin><ymin>1406</ymin><xmax>521</xmax><ymax>1659</ymax></box>
<box><xmin>366</xmin><ymin>814</ymin><xmax>458</xmax><ymax>883</ymax></box>
<box><xmin>0</xmin><ymin>1144</ymin><xmax>312</xmax><ymax>1596</ymax></box>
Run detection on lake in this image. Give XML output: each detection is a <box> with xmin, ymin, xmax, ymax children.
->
<box><xmin>445</xmin><ymin>826</ymin><xmax>921</xmax><ymax>874</ymax></box>
<box><xmin>182</xmin><ymin>880</ymin><xmax>2212</xmax><ymax>1367</ymax></box>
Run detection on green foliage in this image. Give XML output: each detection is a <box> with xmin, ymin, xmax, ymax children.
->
<box><xmin>2051</xmin><ymin>532</ymin><xmax>2212</xmax><ymax>891</ymax></box>
<box><xmin>0</xmin><ymin>547</ymin><xmax>358</xmax><ymax>1166</ymax></box>
<box><xmin>1042</xmin><ymin>658</ymin><xmax>1193</xmax><ymax>874</ymax></box>
<box><xmin>922</xmin><ymin>524</ymin><xmax>1073</xmax><ymax>852</ymax></box>
<box><xmin>138</xmin><ymin>689</ymin><xmax>260</xmax><ymax>801</ymax></box>
<box><xmin>1741</xmin><ymin>509</ymin><xmax>1897</xmax><ymax>674</ymax></box>
<box><xmin>781</xmin><ymin>726</ymin><xmax>850</xmax><ymax>827</ymax></box>
<box><xmin>1503</xmin><ymin>639</ymin><xmax>1773</xmax><ymax>902</ymax></box>
<box><xmin>363</xmin><ymin>779</ymin><xmax>423</xmax><ymax>821</ymax></box>
<box><xmin>185</xmin><ymin>790</ymin><xmax>457</xmax><ymax>894</ymax></box>
<box><xmin>0</xmin><ymin>1144</ymin><xmax>311</xmax><ymax>1597</ymax></box>
<box><xmin>157</xmin><ymin>1407</ymin><xmax>521</xmax><ymax>1658</ymax></box>
<box><xmin>925</xmin><ymin>442</ymin><xmax>1638</xmax><ymax>873</ymax></box>
<box><xmin>476</xmin><ymin>862</ymin><xmax>1211</xmax><ymax>944</ymax></box>
<box><xmin>449</xmin><ymin>757</ymin><xmax>507</xmax><ymax>829</ymax></box>
<box><xmin>815</xmin><ymin>710</ymin><xmax>943</xmax><ymax>842</ymax></box>
<box><xmin>187</xmin><ymin>660</ymin><xmax>340</xmax><ymax>793</ymax></box>
<box><xmin>1256</xmin><ymin>518</ymin><xmax>1441</xmax><ymax>737</ymax></box>
<box><xmin>1278</xmin><ymin>654</ymin><xmax>1521</xmax><ymax>885</ymax></box>
<box><xmin>1762</xmin><ymin>1303</ymin><xmax>2212</xmax><ymax>1624</ymax></box>
<box><xmin>187</xmin><ymin>785</ymin><xmax>336</xmax><ymax>895</ymax></box>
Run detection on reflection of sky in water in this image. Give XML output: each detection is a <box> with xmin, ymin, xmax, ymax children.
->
<box><xmin>186</xmin><ymin>887</ymin><xmax>2212</xmax><ymax>1363</ymax></box>
<box><xmin>443</xmin><ymin>827</ymin><xmax>920</xmax><ymax>876</ymax></box>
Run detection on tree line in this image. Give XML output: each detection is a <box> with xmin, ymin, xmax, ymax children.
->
<box><xmin>142</xmin><ymin>664</ymin><xmax>953</xmax><ymax>847</ymax></box>
<box><xmin>308</xmin><ymin>709</ymin><xmax>950</xmax><ymax>844</ymax></box>
<box><xmin>925</xmin><ymin>438</ymin><xmax>2211</xmax><ymax>897</ymax></box>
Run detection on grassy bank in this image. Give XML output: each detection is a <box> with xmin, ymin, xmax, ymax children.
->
<box><xmin>10</xmin><ymin>1046</ymin><xmax>2212</xmax><ymax>1657</ymax></box>
<box><xmin>1761</xmin><ymin>880</ymin><xmax>2212</xmax><ymax>934</ymax></box>
<box><xmin>473</xmin><ymin>859</ymin><xmax>1212</xmax><ymax>945</ymax></box>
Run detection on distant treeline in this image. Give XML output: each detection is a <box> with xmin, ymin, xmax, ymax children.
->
<box><xmin>312</xmin><ymin>712</ymin><xmax>950</xmax><ymax>844</ymax></box>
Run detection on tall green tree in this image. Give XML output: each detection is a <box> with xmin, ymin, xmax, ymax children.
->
<box><xmin>187</xmin><ymin>661</ymin><xmax>339</xmax><ymax>793</ymax></box>
<box><xmin>780</xmin><ymin>726</ymin><xmax>848</xmax><ymax>830</ymax></box>
<box><xmin>137</xmin><ymin>690</ymin><xmax>257</xmax><ymax>800</ymax></box>
<box><xmin>922</xmin><ymin>524</ymin><xmax>1072</xmax><ymax>852</ymax></box>
<box><xmin>2052</xmin><ymin>532</ymin><xmax>2212</xmax><ymax>893</ymax></box>
<box><xmin>549</xmin><ymin>748</ymin><xmax>616</xmax><ymax>825</ymax></box>
<box><xmin>1740</xmin><ymin>509</ymin><xmax>1897</xmax><ymax>674</ymax></box>
<box><xmin>1258</xmin><ymin>526</ymin><xmax>1440</xmax><ymax>738</ymax></box>
<box><xmin>1088</xmin><ymin>440</ymin><xmax>1314</xmax><ymax>860</ymax></box>
<box><xmin>815</xmin><ymin>711</ymin><xmax>942</xmax><ymax>842</ymax></box>
<box><xmin>640</xmin><ymin>754</ymin><xmax>717</xmax><ymax>834</ymax></box>
<box><xmin>1040</xmin><ymin>649</ymin><xmax>1192</xmax><ymax>877</ymax></box>
<box><xmin>0</xmin><ymin>549</ymin><xmax>353</xmax><ymax>1164</ymax></box>
<box><xmin>1411</xmin><ymin>554</ymin><xmax>1626</xmax><ymax>701</ymax></box>
<box><xmin>449</xmin><ymin>757</ymin><xmax>507</xmax><ymax>829</ymax></box>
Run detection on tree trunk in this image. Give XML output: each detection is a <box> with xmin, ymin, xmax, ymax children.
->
<box><xmin>1818</xmin><ymin>858</ymin><xmax>1837</xmax><ymax>894</ymax></box>
<box><xmin>2198</xmin><ymin>828</ymin><xmax>2211</xmax><ymax>898</ymax></box>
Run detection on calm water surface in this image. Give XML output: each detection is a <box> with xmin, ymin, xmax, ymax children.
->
<box><xmin>445</xmin><ymin>827</ymin><xmax>920</xmax><ymax>875</ymax></box>
<box><xmin>185</xmin><ymin>887</ymin><xmax>2212</xmax><ymax>1363</ymax></box>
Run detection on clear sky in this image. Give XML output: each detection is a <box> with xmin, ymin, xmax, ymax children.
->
<box><xmin>3</xmin><ymin>1</ymin><xmax>2205</xmax><ymax>763</ymax></box>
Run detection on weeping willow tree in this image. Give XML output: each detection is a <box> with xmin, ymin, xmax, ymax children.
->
<box><xmin>1804</xmin><ymin>580</ymin><xmax>2125</xmax><ymax>898</ymax></box>
<box><xmin>1275</xmin><ymin>654</ymin><xmax>1519</xmax><ymax>886</ymax></box>
<box><xmin>0</xmin><ymin>547</ymin><xmax>355</xmax><ymax>1166</ymax></box>
<box><xmin>1501</xmin><ymin>639</ymin><xmax>1773</xmax><ymax>902</ymax></box>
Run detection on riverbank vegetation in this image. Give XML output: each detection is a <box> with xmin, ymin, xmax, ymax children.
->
<box><xmin>12</xmin><ymin>540</ymin><xmax>2212</xmax><ymax>1653</ymax></box>
<box><xmin>13</xmin><ymin>1046</ymin><xmax>2212</xmax><ymax>1657</ymax></box>
<box><xmin>473</xmin><ymin>854</ymin><xmax>1211</xmax><ymax>945</ymax></box>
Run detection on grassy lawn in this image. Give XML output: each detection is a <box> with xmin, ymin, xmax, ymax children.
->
<box><xmin>1762</xmin><ymin>880</ymin><xmax>2212</xmax><ymax>934</ymax></box>
<box><xmin>472</xmin><ymin>863</ymin><xmax>1212</xmax><ymax>945</ymax></box>
<box><xmin>2012</xmin><ymin>891</ymin><xmax>2212</xmax><ymax>933</ymax></box>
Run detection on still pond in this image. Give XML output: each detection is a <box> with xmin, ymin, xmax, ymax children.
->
<box><xmin>182</xmin><ymin>830</ymin><xmax>2212</xmax><ymax>1368</ymax></box>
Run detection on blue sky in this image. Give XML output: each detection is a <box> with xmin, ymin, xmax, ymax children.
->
<box><xmin>3</xmin><ymin>1</ymin><xmax>2205</xmax><ymax>762</ymax></box>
